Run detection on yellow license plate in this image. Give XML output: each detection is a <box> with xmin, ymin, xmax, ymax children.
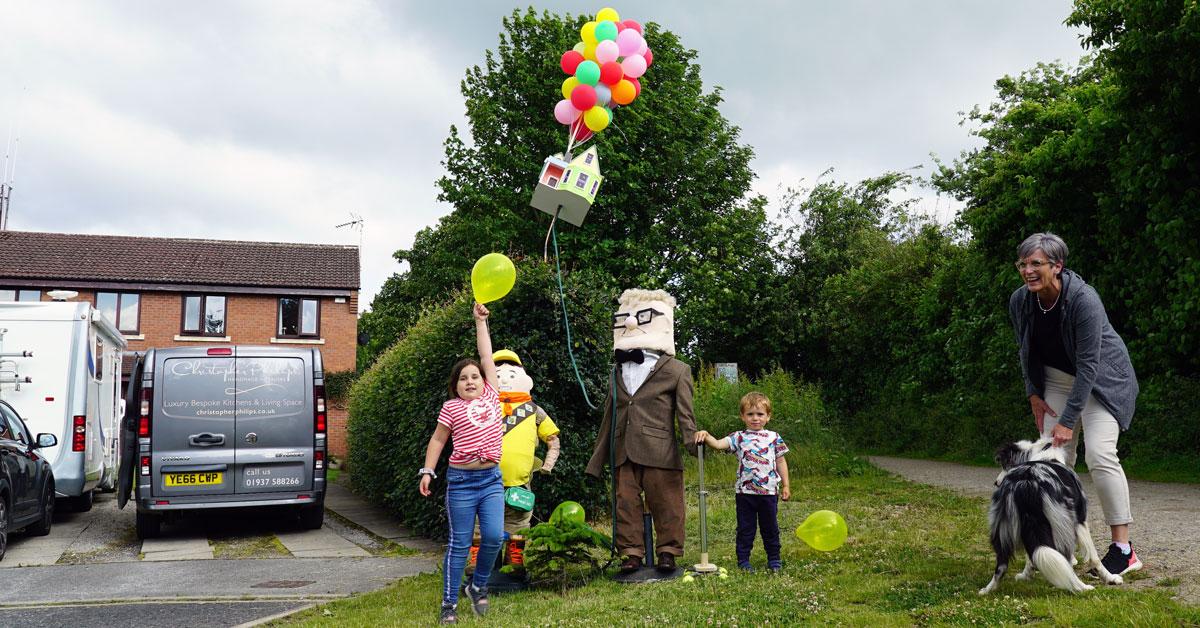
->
<box><xmin>165</xmin><ymin>471</ymin><xmax>223</xmax><ymax>487</ymax></box>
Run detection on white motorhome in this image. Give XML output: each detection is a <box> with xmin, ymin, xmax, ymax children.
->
<box><xmin>0</xmin><ymin>300</ymin><xmax>127</xmax><ymax>511</ymax></box>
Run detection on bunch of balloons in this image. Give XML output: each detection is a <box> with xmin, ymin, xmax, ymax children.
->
<box><xmin>554</xmin><ymin>7</ymin><xmax>652</xmax><ymax>144</ymax></box>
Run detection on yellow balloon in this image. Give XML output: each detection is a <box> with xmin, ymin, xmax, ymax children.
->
<box><xmin>596</xmin><ymin>7</ymin><xmax>620</xmax><ymax>22</ymax></box>
<box><xmin>584</xmin><ymin>106</ymin><xmax>610</xmax><ymax>132</ymax></box>
<box><xmin>471</xmin><ymin>253</ymin><xmax>516</xmax><ymax>304</ymax></box>
<box><xmin>795</xmin><ymin>510</ymin><xmax>848</xmax><ymax>552</ymax></box>
<box><xmin>562</xmin><ymin>77</ymin><xmax>580</xmax><ymax>100</ymax></box>
<box><xmin>583</xmin><ymin>43</ymin><xmax>598</xmax><ymax>62</ymax></box>
<box><xmin>581</xmin><ymin>21</ymin><xmax>598</xmax><ymax>46</ymax></box>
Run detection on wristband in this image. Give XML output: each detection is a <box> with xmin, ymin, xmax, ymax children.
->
<box><xmin>418</xmin><ymin>467</ymin><xmax>437</xmax><ymax>479</ymax></box>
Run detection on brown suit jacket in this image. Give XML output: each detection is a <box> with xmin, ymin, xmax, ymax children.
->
<box><xmin>586</xmin><ymin>355</ymin><xmax>697</xmax><ymax>476</ymax></box>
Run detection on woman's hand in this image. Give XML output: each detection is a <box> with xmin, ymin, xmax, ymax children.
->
<box><xmin>1029</xmin><ymin>394</ymin><xmax>1057</xmax><ymax>434</ymax></box>
<box><xmin>1051</xmin><ymin>423</ymin><xmax>1074</xmax><ymax>447</ymax></box>
<box><xmin>418</xmin><ymin>474</ymin><xmax>432</xmax><ymax>497</ymax></box>
<box><xmin>473</xmin><ymin>302</ymin><xmax>490</xmax><ymax>321</ymax></box>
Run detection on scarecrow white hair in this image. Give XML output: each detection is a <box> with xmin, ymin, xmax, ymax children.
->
<box><xmin>618</xmin><ymin>288</ymin><xmax>677</xmax><ymax>310</ymax></box>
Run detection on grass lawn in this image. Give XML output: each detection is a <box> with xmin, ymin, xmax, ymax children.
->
<box><xmin>277</xmin><ymin>455</ymin><xmax>1198</xmax><ymax>626</ymax></box>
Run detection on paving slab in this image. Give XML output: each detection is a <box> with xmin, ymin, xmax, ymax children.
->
<box><xmin>0</xmin><ymin>520</ymin><xmax>89</xmax><ymax>568</ymax></box>
<box><xmin>141</xmin><ymin>536</ymin><xmax>215</xmax><ymax>561</ymax></box>
<box><xmin>275</xmin><ymin>526</ymin><xmax>370</xmax><ymax>558</ymax></box>
<box><xmin>325</xmin><ymin>480</ymin><xmax>443</xmax><ymax>553</ymax></box>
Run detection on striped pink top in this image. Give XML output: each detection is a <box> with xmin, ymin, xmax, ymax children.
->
<box><xmin>437</xmin><ymin>381</ymin><xmax>503</xmax><ymax>465</ymax></box>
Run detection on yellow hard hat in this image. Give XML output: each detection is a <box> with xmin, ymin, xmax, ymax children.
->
<box><xmin>492</xmin><ymin>349</ymin><xmax>523</xmax><ymax>366</ymax></box>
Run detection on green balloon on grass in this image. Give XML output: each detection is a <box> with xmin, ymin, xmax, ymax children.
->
<box><xmin>550</xmin><ymin>501</ymin><xmax>586</xmax><ymax>525</ymax></box>
<box><xmin>575</xmin><ymin>60</ymin><xmax>601</xmax><ymax>86</ymax></box>
<box><xmin>795</xmin><ymin>510</ymin><xmax>847</xmax><ymax>552</ymax></box>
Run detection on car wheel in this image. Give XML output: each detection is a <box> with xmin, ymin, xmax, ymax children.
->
<box><xmin>136</xmin><ymin>512</ymin><xmax>161</xmax><ymax>539</ymax></box>
<box><xmin>0</xmin><ymin>495</ymin><xmax>9</xmax><ymax>561</ymax></box>
<box><xmin>28</xmin><ymin>483</ymin><xmax>54</xmax><ymax>537</ymax></box>
<box><xmin>298</xmin><ymin>503</ymin><xmax>324</xmax><ymax>530</ymax></box>
<box><xmin>68</xmin><ymin>490</ymin><xmax>94</xmax><ymax>513</ymax></box>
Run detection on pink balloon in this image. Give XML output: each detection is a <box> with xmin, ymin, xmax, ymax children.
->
<box><xmin>621</xmin><ymin>54</ymin><xmax>647</xmax><ymax>79</ymax></box>
<box><xmin>595</xmin><ymin>39</ymin><xmax>619</xmax><ymax>65</ymax></box>
<box><xmin>635</xmin><ymin>37</ymin><xmax>648</xmax><ymax>56</ymax></box>
<box><xmin>643</xmin><ymin>48</ymin><xmax>653</xmax><ymax>67</ymax></box>
<box><xmin>621</xmin><ymin>19</ymin><xmax>642</xmax><ymax>34</ymax></box>
<box><xmin>554</xmin><ymin>99</ymin><xmax>581</xmax><ymax>125</ymax></box>
<box><xmin>616</xmin><ymin>29</ymin><xmax>642</xmax><ymax>57</ymax></box>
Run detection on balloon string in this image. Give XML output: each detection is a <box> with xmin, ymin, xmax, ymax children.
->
<box><xmin>551</xmin><ymin>220</ymin><xmax>598</xmax><ymax>411</ymax></box>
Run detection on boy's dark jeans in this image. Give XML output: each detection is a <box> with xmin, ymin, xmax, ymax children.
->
<box><xmin>735</xmin><ymin>493</ymin><xmax>781</xmax><ymax>567</ymax></box>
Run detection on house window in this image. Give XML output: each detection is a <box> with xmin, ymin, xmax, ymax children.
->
<box><xmin>576</xmin><ymin>173</ymin><xmax>589</xmax><ymax>189</ymax></box>
<box><xmin>547</xmin><ymin>176</ymin><xmax>559</xmax><ymax>187</ymax></box>
<box><xmin>278</xmin><ymin>298</ymin><xmax>320</xmax><ymax>338</ymax></box>
<box><xmin>95</xmin><ymin>292</ymin><xmax>140</xmax><ymax>332</ymax></box>
<box><xmin>584</xmin><ymin>153</ymin><xmax>594</xmax><ymax>165</ymax></box>
<box><xmin>0</xmin><ymin>289</ymin><xmax>41</xmax><ymax>302</ymax></box>
<box><xmin>182</xmin><ymin>295</ymin><xmax>226</xmax><ymax>336</ymax></box>
<box><xmin>591</xmin><ymin>181</ymin><xmax>599</xmax><ymax>195</ymax></box>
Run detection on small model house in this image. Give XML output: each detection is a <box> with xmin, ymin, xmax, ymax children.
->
<box><xmin>529</xmin><ymin>147</ymin><xmax>603</xmax><ymax>227</ymax></box>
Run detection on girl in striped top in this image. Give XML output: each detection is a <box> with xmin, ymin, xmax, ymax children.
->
<box><xmin>419</xmin><ymin>302</ymin><xmax>505</xmax><ymax>623</ymax></box>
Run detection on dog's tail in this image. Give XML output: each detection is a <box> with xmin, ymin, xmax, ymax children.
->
<box><xmin>1031</xmin><ymin>546</ymin><xmax>1076</xmax><ymax>589</ymax></box>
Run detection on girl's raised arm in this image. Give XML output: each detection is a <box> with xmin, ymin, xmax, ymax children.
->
<box><xmin>474</xmin><ymin>302</ymin><xmax>498</xmax><ymax>390</ymax></box>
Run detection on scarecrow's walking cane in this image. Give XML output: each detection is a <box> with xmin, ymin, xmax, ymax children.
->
<box><xmin>693</xmin><ymin>443</ymin><xmax>718</xmax><ymax>574</ymax></box>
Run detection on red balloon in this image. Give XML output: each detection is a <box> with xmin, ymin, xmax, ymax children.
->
<box><xmin>630</xmin><ymin>77</ymin><xmax>641</xmax><ymax>98</ymax></box>
<box><xmin>571</xmin><ymin>118</ymin><xmax>594</xmax><ymax>142</ymax></box>
<box><xmin>643</xmin><ymin>48</ymin><xmax>653</xmax><ymax>67</ymax></box>
<box><xmin>560</xmin><ymin>50</ymin><xmax>585</xmax><ymax>75</ymax></box>
<box><xmin>599</xmin><ymin>61</ymin><xmax>624</xmax><ymax>86</ymax></box>
<box><xmin>616</xmin><ymin>22</ymin><xmax>626</xmax><ymax>33</ymax></box>
<box><xmin>622</xmin><ymin>19</ymin><xmax>642</xmax><ymax>34</ymax></box>
<box><xmin>570</xmin><ymin>84</ymin><xmax>597</xmax><ymax>111</ymax></box>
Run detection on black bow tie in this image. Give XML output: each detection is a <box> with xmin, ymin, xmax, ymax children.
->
<box><xmin>615</xmin><ymin>348</ymin><xmax>644</xmax><ymax>364</ymax></box>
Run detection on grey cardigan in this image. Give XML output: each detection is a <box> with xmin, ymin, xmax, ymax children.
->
<box><xmin>1008</xmin><ymin>269</ymin><xmax>1138</xmax><ymax>430</ymax></box>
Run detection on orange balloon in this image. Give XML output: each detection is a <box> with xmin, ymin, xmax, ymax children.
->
<box><xmin>612</xmin><ymin>79</ymin><xmax>636</xmax><ymax>105</ymax></box>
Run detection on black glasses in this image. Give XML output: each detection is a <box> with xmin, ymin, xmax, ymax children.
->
<box><xmin>612</xmin><ymin>308</ymin><xmax>666</xmax><ymax>328</ymax></box>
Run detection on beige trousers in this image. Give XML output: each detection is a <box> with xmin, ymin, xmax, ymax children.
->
<box><xmin>1040</xmin><ymin>366</ymin><xmax>1134</xmax><ymax>526</ymax></box>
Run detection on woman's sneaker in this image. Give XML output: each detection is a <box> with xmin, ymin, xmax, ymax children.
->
<box><xmin>1101</xmin><ymin>543</ymin><xmax>1142</xmax><ymax>576</ymax></box>
<box><xmin>465</xmin><ymin>583</ymin><xmax>489</xmax><ymax>616</ymax></box>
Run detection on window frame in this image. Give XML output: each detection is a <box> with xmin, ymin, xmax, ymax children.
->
<box><xmin>94</xmin><ymin>291</ymin><xmax>141</xmax><ymax>333</ymax></box>
<box><xmin>276</xmin><ymin>297</ymin><xmax>321</xmax><ymax>339</ymax></box>
<box><xmin>1</xmin><ymin>288</ymin><xmax>42</xmax><ymax>302</ymax></box>
<box><xmin>179</xmin><ymin>294</ymin><xmax>228</xmax><ymax>337</ymax></box>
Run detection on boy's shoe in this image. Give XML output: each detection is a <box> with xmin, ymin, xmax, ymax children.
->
<box><xmin>465</xmin><ymin>583</ymin><xmax>489</xmax><ymax>616</ymax></box>
<box><xmin>1101</xmin><ymin>543</ymin><xmax>1142</xmax><ymax>576</ymax></box>
<box><xmin>439</xmin><ymin>605</ymin><xmax>458</xmax><ymax>624</ymax></box>
<box><xmin>738</xmin><ymin>562</ymin><xmax>754</xmax><ymax>572</ymax></box>
<box><xmin>768</xmin><ymin>563</ymin><xmax>781</xmax><ymax>574</ymax></box>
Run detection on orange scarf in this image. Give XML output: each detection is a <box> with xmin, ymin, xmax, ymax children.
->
<box><xmin>498</xmin><ymin>391</ymin><xmax>533</xmax><ymax>417</ymax></box>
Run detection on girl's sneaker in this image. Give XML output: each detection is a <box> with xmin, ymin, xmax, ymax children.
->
<box><xmin>439</xmin><ymin>605</ymin><xmax>458</xmax><ymax>624</ymax></box>
<box><xmin>465</xmin><ymin>583</ymin><xmax>489</xmax><ymax>616</ymax></box>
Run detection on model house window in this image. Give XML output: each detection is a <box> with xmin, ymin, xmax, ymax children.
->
<box><xmin>584</xmin><ymin>153</ymin><xmax>594</xmax><ymax>165</ymax></box>
<box><xmin>576</xmin><ymin>173</ymin><xmax>589</xmax><ymax>189</ymax></box>
<box><xmin>182</xmin><ymin>295</ymin><xmax>226</xmax><ymax>335</ymax></box>
<box><xmin>548</xmin><ymin>176</ymin><xmax>559</xmax><ymax>187</ymax></box>
<box><xmin>278</xmin><ymin>297</ymin><xmax>320</xmax><ymax>338</ymax></box>
<box><xmin>0</xmin><ymin>289</ymin><xmax>41</xmax><ymax>302</ymax></box>
<box><xmin>591</xmin><ymin>181</ymin><xmax>598</xmax><ymax>195</ymax></box>
<box><xmin>96</xmin><ymin>292</ymin><xmax>140</xmax><ymax>332</ymax></box>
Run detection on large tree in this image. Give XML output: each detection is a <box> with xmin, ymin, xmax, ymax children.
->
<box><xmin>361</xmin><ymin>8</ymin><xmax>777</xmax><ymax>371</ymax></box>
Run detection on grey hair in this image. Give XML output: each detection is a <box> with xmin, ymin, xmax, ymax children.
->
<box><xmin>1017</xmin><ymin>232</ymin><xmax>1068</xmax><ymax>266</ymax></box>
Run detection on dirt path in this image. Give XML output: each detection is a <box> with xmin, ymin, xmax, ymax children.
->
<box><xmin>869</xmin><ymin>456</ymin><xmax>1200</xmax><ymax>604</ymax></box>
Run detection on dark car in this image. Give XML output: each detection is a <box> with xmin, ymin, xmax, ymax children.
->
<box><xmin>0</xmin><ymin>399</ymin><xmax>57</xmax><ymax>561</ymax></box>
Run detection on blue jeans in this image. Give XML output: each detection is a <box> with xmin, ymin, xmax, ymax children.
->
<box><xmin>735</xmin><ymin>493</ymin><xmax>781</xmax><ymax>568</ymax></box>
<box><xmin>442</xmin><ymin>465</ymin><xmax>504</xmax><ymax>607</ymax></box>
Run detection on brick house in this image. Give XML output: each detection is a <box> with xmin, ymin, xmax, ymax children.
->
<box><xmin>0</xmin><ymin>230</ymin><xmax>359</xmax><ymax>459</ymax></box>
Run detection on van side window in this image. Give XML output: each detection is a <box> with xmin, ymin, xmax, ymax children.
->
<box><xmin>182</xmin><ymin>295</ymin><xmax>227</xmax><ymax>336</ymax></box>
<box><xmin>278</xmin><ymin>298</ymin><xmax>320</xmax><ymax>338</ymax></box>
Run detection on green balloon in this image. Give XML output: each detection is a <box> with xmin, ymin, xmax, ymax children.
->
<box><xmin>575</xmin><ymin>60</ymin><xmax>601</xmax><ymax>86</ymax></box>
<box><xmin>551</xmin><ymin>501</ymin><xmax>586</xmax><ymax>525</ymax></box>
<box><xmin>595</xmin><ymin>20</ymin><xmax>618</xmax><ymax>42</ymax></box>
<box><xmin>795</xmin><ymin>510</ymin><xmax>848</xmax><ymax>552</ymax></box>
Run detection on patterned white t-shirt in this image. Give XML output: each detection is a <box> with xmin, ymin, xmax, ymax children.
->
<box><xmin>726</xmin><ymin>429</ymin><xmax>789</xmax><ymax>495</ymax></box>
<box><xmin>437</xmin><ymin>381</ymin><xmax>503</xmax><ymax>465</ymax></box>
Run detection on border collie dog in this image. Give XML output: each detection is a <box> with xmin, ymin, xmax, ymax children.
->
<box><xmin>979</xmin><ymin>437</ymin><xmax>1123</xmax><ymax>595</ymax></box>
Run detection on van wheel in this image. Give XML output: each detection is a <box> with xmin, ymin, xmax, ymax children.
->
<box><xmin>136</xmin><ymin>512</ymin><xmax>161</xmax><ymax>539</ymax></box>
<box><xmin>298</xmin><ymin>503</ymin><xmax>324</xmax><ymax>530</ymax></box>
<box><xmin>28</xmin><ymin>484</ymin><xmax>54</xmax><ymax>537</ymax></box>
<box><xmin>67</xmin><ymin>490</ymin><xmax>94</xmax><ymax>513</ymax></box>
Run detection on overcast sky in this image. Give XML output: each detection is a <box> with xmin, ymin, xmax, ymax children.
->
<box><xmin>0</xmin><ymin>1</ymin><xmax>1087</xmax><ymax>309</ymax></box>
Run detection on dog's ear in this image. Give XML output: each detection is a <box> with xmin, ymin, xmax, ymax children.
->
<box><xmin>995</xmin><ymin>443</ymin><xmax>1022</xmax><ymax>469</ymax></box>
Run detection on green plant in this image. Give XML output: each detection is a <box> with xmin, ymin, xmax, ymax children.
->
<box><xmin>323</xmin><ymin>369</ymin><xmax>358</xmax><ymax>403</ymax></box>
<box><xmin>509</xmin><ymin>519</ymin><xmax>611</xmax><ymax>594</ymax></box>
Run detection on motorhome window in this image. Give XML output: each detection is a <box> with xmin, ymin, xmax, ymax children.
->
<box><xmin>182</xmin><ymin>294</ymin><xmax>226</xmax><ymax>336</ymax></box>
<box><xmin>0</xmin><ymin>289</ymin><xmax>41</xmax><ymax>302</ymax></box>
<box><xmin>278</xmin><ymin>298</ymin><xmax>320</xmax><ymax>338</ymax></box>
<box><xmin>96</xmin><ymin>291</ymin><xmax>140</xmax><ymax>332</ymax></box>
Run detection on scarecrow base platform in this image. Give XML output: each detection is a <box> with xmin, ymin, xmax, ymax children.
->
<box><xmin>612</xmin><ymin>566</ymin><xmax>684</xmax><ymax>584</ymax></box>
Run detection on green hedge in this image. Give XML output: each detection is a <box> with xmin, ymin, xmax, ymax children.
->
<box><xmin>348</xmin><ymin>261</ymin><xmax>615</xmax><ymax>539</ymax></box>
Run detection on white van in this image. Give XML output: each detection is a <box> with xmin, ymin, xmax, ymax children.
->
<box><xmin>0</xmin><ymin>301</ymin><xmax>127</xmax><ymax>511</ymax></box>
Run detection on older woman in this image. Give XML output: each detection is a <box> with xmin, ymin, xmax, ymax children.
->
<box><xmin>1008</xmin><ymin>232</ymin><xmax>1141</xmax><ymax>576</ymax></box>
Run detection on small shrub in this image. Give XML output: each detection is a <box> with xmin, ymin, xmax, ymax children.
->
<box><xmin>506</xmin><ymin>519</ymin><xmax>611</xmax><ymax>593</ymax></box>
